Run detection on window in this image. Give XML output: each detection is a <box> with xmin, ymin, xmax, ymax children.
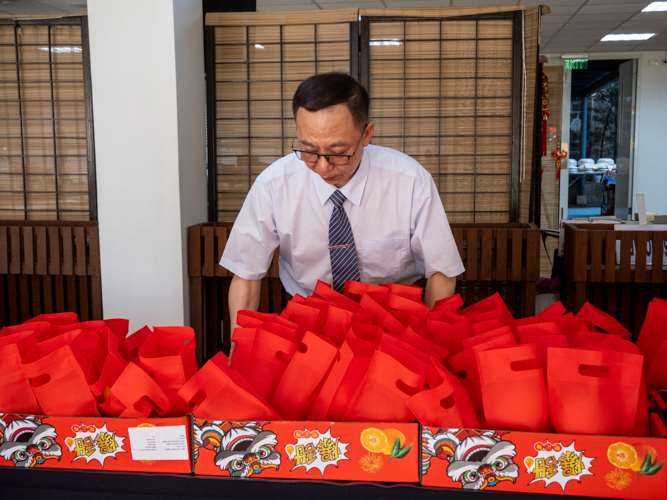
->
<box><xmin>0</xmin><ymin>18</ymin><xmax>96</xmax><ymax>221</ymax></box>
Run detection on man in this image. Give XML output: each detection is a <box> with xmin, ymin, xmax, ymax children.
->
<box><xmin>220</xmin><ymin>72</ymin><xmax>464</xmax><ymax>330</ymax></box>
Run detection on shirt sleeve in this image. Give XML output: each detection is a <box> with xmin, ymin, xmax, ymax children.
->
<box><xmin>409</xmin><ymin>175</ymin><xmax>465</xmax><ymax>279</ymax></box>
<box><xmin>219</xmin><ymin>179</ymin><xmax>279</xmax><ymax>280</ymax></box>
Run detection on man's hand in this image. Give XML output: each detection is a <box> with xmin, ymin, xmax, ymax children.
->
<box><xmin>229</xmin><ymin>275</ymin><xmax>262</xmax><ymax>333</ymax></box>
<box><xmin>424</xmin><ymin>272</ymin><xmax>456</xmax><ymax>309</ymax></box>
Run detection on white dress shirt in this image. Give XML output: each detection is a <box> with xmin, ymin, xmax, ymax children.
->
<box><xmin>220</xmin><ymin>144</ymin><xmax>465</xmax><ymax>297</ymax></box>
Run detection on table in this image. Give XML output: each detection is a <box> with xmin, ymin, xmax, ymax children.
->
<box><xmin>0</xmin><ymin>468</ymin><xmax>598</xmax><ymax>500</ymax></box>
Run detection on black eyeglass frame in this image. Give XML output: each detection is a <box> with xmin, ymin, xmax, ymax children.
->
<box><xmin>292</xmin><ymin>125</ymin><xmax>368</xmax><ymax>166</ymax></box>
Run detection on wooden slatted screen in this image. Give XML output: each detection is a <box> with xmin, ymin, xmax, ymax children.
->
<box><xmin>0</xmin><ymin>17</ymin><xmax>95</xmax><ymax>221</ymax></box>
<box><xmin>208</xmin><ymin>12</ymin><xmax>357</xmax><ymax>222</ymax></box>
<box><xmin>0</xmin><ymin>220</ymin><xmax>102</xmax><ymax>327</ymax></box>
<box><xmin>364</xmin><ymin>14</ymin><xmax>519</xmax><ymax>223</ymax></box>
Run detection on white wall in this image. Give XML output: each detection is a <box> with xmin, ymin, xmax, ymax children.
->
<box><xmin>545</xmin><ymin>51</ymin><xmax>667</xmax><ymax>218</ymax></box>
<box><xmin>88</xmin><ymin>0</ymin><xmax>207</xmax><ymax>331</ymax></box>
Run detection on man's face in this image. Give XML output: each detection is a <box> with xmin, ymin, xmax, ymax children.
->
<box><xmin>295</xmin><ymin>103</ymin><xmax>374</xmax><ymax>188</ymax></box>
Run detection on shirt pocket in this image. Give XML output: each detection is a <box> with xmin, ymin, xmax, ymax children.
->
<box><xmin>360</xmin><ymin>238</ymin><xmax>411</xmax><ymax>280</ymax></box>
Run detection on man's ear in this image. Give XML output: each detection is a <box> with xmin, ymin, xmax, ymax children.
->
<box><xmin>363</xmin><ymin>122</ymin><xmax>375</xmax><ymax>146</ymax></box>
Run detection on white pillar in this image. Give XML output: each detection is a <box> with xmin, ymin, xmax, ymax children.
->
<box><xmin>87</xmin><ymin>0</ymin><xmax>207</xmax><ymax>331</ymax></box>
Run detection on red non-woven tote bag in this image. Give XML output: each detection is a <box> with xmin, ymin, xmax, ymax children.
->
<box><xmin>24</xmin><ymin>312</ymin><xmax>78</xmax><ymax>327</ymax></box>
<box><xmin>382</xmin><ymin>283</ymin><xmax>423</xmax><ymax>302</ymax></box>
<box><xmin>177</xmin><ymin>352</ymin><xmax>279</xmax><ymax>421</ymax></box>
<box><xmin>0</xmin><ymin>328</ymin><xmax>37</xmax><ymax>357</ymax></box>
<box><xmin>538</xmin><ymin>301</ymin><xmax>566</xmax><ymax>321</ymax></box>
<box><xmin>406</xmin><ymin>361</ymin><xmax>479</xmax><ymax>428</ymax></box>
<box><xmin>548</xmin><ymin>347</ymin><xmax>643</xmax><ymax>436</ymax></box>
<box><xmin>344</xmin><ymin>281</ymin><xmax>389</xmax><ymax>301</ymax></box>
<box><xmin>636</xmin><ymin>298</ymin><xmax>667</xmax><ymax>374</ymax></box>
<box><xmin>308</xmin><ymin>337</ymin><xmax>378</xmax><ymax>421</ymax></box>
<box><xmin>387</xmin><ymin>294</ymin><xmax>429</xmax><ymax>322</ymax></box>
<box><xmin>236</xmin><ymin>310</ymin><xmax>279</xmax><ymax>327</ymax></box>
<box><xmin>241</xmin><ymin>329</ymin><xmax>297</xmax><ymax>401</ymax></box>
<box><xmin>461</xmin><ymin>293</ymin><xmax>514</xmax><ymax>325</ymax></box>
<box><xmin>509</xmin><ymin>316</ymin><xmax>543</xmax><ymax>329</ymax></box>
<box><xmin>314</xmin><ymin>280</ymin><xmax>359</xmax><ymax>308</ymax></box>
<box><xmin>462</xmin><ymin>325</ymin><xmax>513</xmax><ymax>350</ymax></box>
<box><xmin>137</xmin><ymin>326</ymin><xmax>197</xmax><ymax>404</ymax></box>
<box><xmin>401</xmin><ymin>327</ymin><xmax>449</xmax><ymax>362</ymax></box>
<box><xmin>478</xmin><ymin>344</ymin><xmax>552</xmax><ymax>432</ymax></box>
<box><xmin>0</xmin><ymin>344</ymin><xmax>41</xmax><ymax>414</ymax></box>
<box><xmin>270</xmin><ymin>331</ymin><xmax>339</xmax><ymax>420</ymax></box>
<box><xmin>99</xmin><ymin>361</ymin><xmax>171</xmax><ymax>418</ymax></box>
<box><xmin>447</xmin><ymin>333</ymin><xmax>517</xmax><ymax>418</ymax></box>
<box><xmin>120</xmin><ymin>325</ymin><xmax>152</xmax><ymax>362</ymax></box>
<box><xmin>515</xmin><ymin>322</ymin><xmax>561</xmax><ymax>344</ymax></box>
<box><xmin>321</xmin><ymin>306</ymin><xmax>353</xmax><ymax>346</ymax></box>
<box><xmin>576</xmin><ymin>302</ymin><xmax>631</xmax><ymax>339</ymax></box>
<box><xmin>645</xmin><ymin>338</ymin><xmax>667</xmax><ymax>391</ymax></box>
<box><xmin>432</xmin><ymin>294</ymin><xmax>464</xmax><ymax>314</ymax></box>
<box><xmin>346</xmin><ymin>323</ymin><xmax>383</xmax><ymax>344</ymax></box>
<box><xmin>230</xmin><ymin>328</ymin><xmax>258</xmax><ymax>373</ymax></box>
<box><xmin>1</xmin><ymin>321</ymin><xmax>52</xmax><ymax>342</ymax></box>
<box><xmin>344</xmin><ymin>350</ymin><xmax>426</xmax><ymax>422</ymax></box>
<box><xmin>426</xmin><ymin>312</ymin><xmax>471</xmax><ymax>355</ymax></box>
<box><xmin>284</xmin><ymin>301</ymin><xmax>326</xmax><ymax>333</ymax></box>
<box><xmin>21</xmin><ymin>344</ymin><xmax>99</xmax><ymax>417</ymax></box>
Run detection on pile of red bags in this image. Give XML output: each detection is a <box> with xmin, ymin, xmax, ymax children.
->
<box><xmin>0</xmin><ymin>314</ymin><xmax>197</xmax><ymax>418</ymax></box>
<box><xmin>1</xmin><ymin>281</ymin><xmax>661</xmax><ymax>439</ymax></box>
<box><xmin>184</xmin><ymin>280</ymin><xmax>652</xmax><ymax>438</ymax></box>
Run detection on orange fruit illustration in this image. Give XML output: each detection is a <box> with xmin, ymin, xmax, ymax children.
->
<box><xmin>630</xmin><ymin>443</ymin><xmax>659</xmax><ymax>472</ymax></box>
<box><xmin>381</xmin><ymin>428</ymin><xmax>406</xmax><ymax>455</ymax></box>
<box><xmin>361</xmin><ymin>428</ymin><xmax>388</xmax><ymax>453</ymax></box>
<box><xmin>608</xmin><ymin>442</ymin><xmax>638</xmax><ymax>469</ymax></box>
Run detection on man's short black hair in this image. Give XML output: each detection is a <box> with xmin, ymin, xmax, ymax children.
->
<box><xmin>292</xmin><ymin>72</ymin><xmax>369</xmax><ymax>131</ymax></box>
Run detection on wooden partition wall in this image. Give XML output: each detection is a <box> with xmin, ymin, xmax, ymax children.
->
<box><xmin>563</xmin><ymin>223</ymin><xmax>667</xmax><ymax>336</ymax></box>
<box><xmin>189</xmin><ymin>222</ymin><xmax>539</xmax><ymax>364</ymax></box>
<box><xmin>0</xmin><ymin>220</ymin><xmax>102</xmax><ymax>327</ymax></box>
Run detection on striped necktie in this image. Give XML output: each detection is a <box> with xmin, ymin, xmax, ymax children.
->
<box><xmin>328</xmin><ymin>190</ymin><xmax>360</xmax><ymax>293</ymax></box>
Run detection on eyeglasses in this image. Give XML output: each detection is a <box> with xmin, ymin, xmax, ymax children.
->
<box><xmin>292</xmin><ymin>127</ymin><xmax>366</xmax><ymax>166</ymax></box>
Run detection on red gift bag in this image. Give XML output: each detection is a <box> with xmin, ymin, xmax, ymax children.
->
<box><xmin>383</xmin><ymin>283</ymin><xmax>423</xmax><ymax>302</ymax></box>
<box><xmin>242</xmin><ymin>329</ymin><xmax>297</xmax><ymax>401</ymax></box>
<box><xmin>636</xmin><ymin>298</ymin><xmax>667</xmax><ymax>374</ymax></box>
<box><xmin>548</xmin><ymin>347</ymin><xmax>643</xmax><ymax>436</ymax></box>
<box><xmin>344</xmin><ymin>350</ymin><xmax>426</xmax><ymax>422</ymax></box>
<box><xmin>462</xmin><ymin>326</ymin><xmax>514</xmax><ymax>350</ymax></box>
<box><xmin>177</xmin><ymin>352</ymin><xmax>279</xmax><ymax>420</ymax></box>
<box><xmin>515</xmin><ymin>322</ymin><xmax>561</xmax><ymax>345</ymax></box>
<box><xmin>447</xmin><ymin>333</ymin><xmax>517</xmax><ymax>418</ymax></box>
<box><xmin>270</xmin><ymin>331</ymin><xmax>339</xmax><ymax>420</ymax></box>
<box><xmin>284</xmin><ymin>301</ymin><xmax>325</xmax><ymax>333</ymax></box>
<box><xmin>137</xmin><ymin>326</ymin><xmax>197</xmax><ymax>409</ymax></box>
<box><xmin>359</xmin><ymin>291</ymin><xmax>390</xmax><ymax>326</ymax></box>
<box><xmin>0</xmin><ymin>344</ymin><xmax>41</xmax><ymax>414</ymax></box>
<box><xmin>478</xmin><ymin>344</ymin><xmax>552</xmax><ymax>432</ymax></box>
<box><xmin>646</xmin><ymin>338</ymin><xmax>667</xmax><ymax>391</ymax></box>
<box><xmin>509</xmin><ymin>316</ymin><xmax>543</xmax><ymax>329</ymax></box>
<box><xmin>406</xmin><ymin>360</ymin><xmax>479</xmax><ymax>428</ymax></box>
<box><xmin>24</xmin><ymin>312</ymin><xmax>78</xmax><ymax>327</ymax></box>
<box><xmin>236</xmin><ymin>310</ymin><xmax>278</xmax><ymax>327</ymax></box>
<box><xmin>0</xmin><ymin>328</ymin><xmax>37</xmax><ymax>357</ymax></box>
<box><xmin>308</xmin><ymin>337</ymin><xmax>378</xmax><ymax>421</ymax></box>
<box><xmin>432</xmin><ymin>294</ymin><xmax>464</xmax><ymax>314</ymax></box>
<box><xmin>230</xmin><ymin>328</ymin><xmax>257</xmax><ymax>373</ymax></box>
<box><xmin>379</xmin><ymin>336</ymin><xmax>430</xmax><ymax>375</ymax></box>
<box><xmin>344</xmin><ymin>281</ymin><xmax>388</xmax><ymax>301</ymax></box>
<box><xmin>461</xmin><ymin>293</ymin><xmax>514</xmax><ymax>325</ymax></box>
<box><xmin>346</xmin><ymin>323</ymin><xmax>383</xmax><ymax>344</ymax></box>
<box><xmin>539</xmin><ymin>301</ymin><xmax>566</xmax><ymax>321</ymax></box>
<box><xmin>321</xmin><ymin>306</ymin><xmax>353</xmax><ymax>346</ymax></box>
<box><xmin>21</xmin><ymin>344</ymin><xmax>99</xmax><ymax>417</ymax></box>
<box><xmin>99</xmin><ymin>361</ymin><xmax>171</xmax><ymax>418</ymax></box>
<box><xmin>426</xmin><ymin>312</ymin><xmax>471</xmax><ymax>355</ymax></box>
<box><xmin>120</xmin><ymin>325</ymin><xmax>152</xmax><ymax>361</ymax></box>
<box><xmin>388</xmin><ymin>294</ymin><xmax>429</xmax><ymax>322</ymax></box>
<box><xmin>2</xmin><ymin>321</ymin><xmax>52</xmax><ymax>343</ymax></box>
<box><xmin>314</xmin><ymin>280</ymin><xmax>359</xmax><ymax>308</ymax></box>
<box><xmin>469</xmin><ymin>318</ymin><xmax>504</xmax><ymax>336</ymax></box>
<box><xmin>576</xmin><ymin>302</ymin><xmax>631</xmax><ymax>339</ymax></box>
<box><xmin>401</xmin><ymin>327</ymin><xmax>449</xmax><ymax>362</ymax></box>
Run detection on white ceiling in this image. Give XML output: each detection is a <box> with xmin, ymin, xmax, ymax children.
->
<box><xmin>0</xmin><ymin>0</ymin><xmax>665</xmax><ymax>52</ymax></box>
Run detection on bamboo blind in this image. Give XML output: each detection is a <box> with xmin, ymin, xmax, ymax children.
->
<box><xmin>367</xmin><ymin>17</ymin><xmax>516</xmax><ymax>223</ymax></box>
<box><xmin>0</xmin><ymin>21</ymin><xmax>92</xmax><ymax>221</ymax></box>
<box><xmin>213</xmin><ymin>21</ymin><xmax>352</xmax><ymax>222</ymax></box>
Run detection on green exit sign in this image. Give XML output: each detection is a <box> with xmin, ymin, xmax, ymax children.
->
<box><xmin>565</xmin><ymin>59</ymin><xmax>589</xmax><ymax>70</ymax></box>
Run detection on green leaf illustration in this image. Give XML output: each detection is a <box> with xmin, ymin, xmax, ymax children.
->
<box><xmin>646</xmin><ymin>460</ymin><xmax>665</xmax><ymax>476</ymax></box>
<box><xmin>395</xmin><ymin>443</ymin><xmax>412</xmax><ymax>459</ymax></box>
<box><xmin>640</xmin><ymin>453</ymin><xmax>653</xmax><ymax>475</ymax></box>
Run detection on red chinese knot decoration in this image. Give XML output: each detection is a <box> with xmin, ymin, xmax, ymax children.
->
<box><xmin>551</xmin><ymin>136</ymin><xmax>567</xmax><ymax>179</ymax></box>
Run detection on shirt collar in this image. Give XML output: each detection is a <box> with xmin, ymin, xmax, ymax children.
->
<box><xmin>312</xmin><ymin>147</ymin><xmax>370</xmax><ymax>207</ymax></box>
